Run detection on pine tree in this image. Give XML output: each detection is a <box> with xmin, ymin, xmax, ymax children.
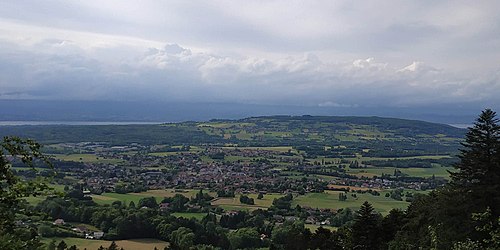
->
<box><xmin>350</xmin><ymin>201</ymin><xmax>381</xmax><ymax>250</ymax></box>
<box><xmin>450</xmin><ymin>109</ymin><xmax>500</xmax><ymax>216</ymax></box>
<box><xmin>108</xmin><ymin>241</ymin><xmax>118</xmax><ymax>250</ymax></box>
<box><xmin>56</xmin><ymin>240</ymin><xmax>67</xmax><ymax>250</ymax></box>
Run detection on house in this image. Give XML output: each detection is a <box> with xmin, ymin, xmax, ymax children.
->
<box><xmin>305</xmin><ymin>217</ymin><xmax>316</xmax><ymax>224</ymax></box>
<box><xmin>159</xmin><ymin>203</ymin><xmax>170</xmax><ymax>211</ymax></box>
<box><xmin>94</xmin><ymin>231</ymin><xmax>104</xmax><ymax>239</ymax></box>
<box><xmin>53</xmin><ymin>219</ymin><xmax>65</xmax><ymax>225</ymax></box>
<box><xmin>72</xmin><ymin>226</ymin><xmax>88</xmax><ymax>233</ymax></box>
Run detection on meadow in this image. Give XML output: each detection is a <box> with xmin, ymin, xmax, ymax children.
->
<box><xmin>293</xmin><ymin>191</ymin><xmax>410</xmax><ymax>215</ymax></box>
<box><xmin>91</xmin><ymin>189</ymin><xmax>216</xmax><ymax>205</ymax></box>
<box><xmin>346</xmin><ymin>166</ymin><xmax>454</xmax><ymax>179</ymax></box>
<box><xmin>42</xmin><ymin>237</ymin><xmax>168</xmax><ymax>250</ymax></box>
<box><xmin>210</xmin><ymin>191</ymin><xmax>413</xmax><ymax>215</ymax></box>
<box><xmin>51</xmin><ymin>153</ymin><xmax>124</xmax><ymax>164</ymax></box>
<box><xmin>211</xmin><ymin>193</ymin><xmax>285</xmax><ymax>211</ymax></box>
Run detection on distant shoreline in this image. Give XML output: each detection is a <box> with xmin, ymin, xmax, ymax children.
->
<box><xmin>0</xmin><ymin>121</ymin><xmax>164</xmax><ymax>126</ymax></box>
<box><xmin>448</xmin><ymin>124</ymin><xmax>472</xmax><ymax>129</ymax></box>
<box><xmin>0</xmin><ymin>120</ymin><xmax>472</xmax><ymax>128</ymax></box>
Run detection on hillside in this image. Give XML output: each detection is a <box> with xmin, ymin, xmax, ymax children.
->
<box><xmin>0</xmin><ymin>115</ymin><xmax>464</xmax><ymax>157</ymax></box>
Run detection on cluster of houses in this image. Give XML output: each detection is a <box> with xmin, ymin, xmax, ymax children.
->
<box><xmin>52</xmin><ymin>142</ymin><xmax>441</xmax><ymax>206</ymax></box>
<box><xmin>53</xmin><ymin>219</ymin><xmax>104</xmax><ymax>240</ymax></box>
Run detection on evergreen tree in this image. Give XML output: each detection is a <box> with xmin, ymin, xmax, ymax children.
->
<box><xmin>129</xmin><ymin>201</ymin><xmax>136</xmax><ymax>209</ymax></box>
<box><xmin>309</xmin><ymin>227</ymin><xmax>343</xmax><ymax>250</ymax></box>
<box><xmin>257</xmin><ymin>193</ymin><xmax>264</xmax><ymax>199</ymax></box>
<box><xmin>450</xmin><ymin>109</ymin><xmax>500</xmax><ymax>216</ymax></box>
<box><xmin>56</xmin><ymin>240</ymin><xmax>67</xmax><ymax>250</ymax></box>
<box><xmin>392</xmin><ymin>109</ymin><xmax>500</xmax><ymax>249</ymax></box>
<box><xmin>108</xmin><ymin>241</ymin><xmax>118</xmax><ymax>250</ymax></box>
<box><xmin>379</xmin><ymin>209</ymin><xmax>405</xmax><ymax>249</ymax></box>
<box><xmin>350</xmin><ymin>201</ymin><xmax>381</xmax><ymax>250</ymax></box>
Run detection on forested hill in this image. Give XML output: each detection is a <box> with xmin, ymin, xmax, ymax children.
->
<box><xmin>0</xmin><ymin>116</ymin><xmax>464</xmax><ymax>152</ymax></box>
<box><xmin>237</xmin><ymin>115</ymin><xmax>465</xmax><ymax>137</ymax></box>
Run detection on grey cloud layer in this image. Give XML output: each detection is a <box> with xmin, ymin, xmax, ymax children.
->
<box><xmin>0</xmin><ymin>1</ymin><xmax>499</xmax><ymax>108</ymax></box>
<box><xmin>1</xmin><ymin>39</ymin><xmax>498</xmax><ymax>107</ymax></box>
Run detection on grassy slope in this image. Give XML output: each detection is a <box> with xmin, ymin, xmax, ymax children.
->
<box><xmin>293</xmin><ymin>191</ymin><xmax>412</xmax><ymax>215</ymax></box>
<box><xmin>91</xmin><ymin>189</ymin><xmax>216</xmax><ymax>205</ymax></box>
<box><xmin>42</xmin><ymin>237</ymin><xmax>168</xmax><ymax>250</ymax></box>
<box><xmin>211</xmin><ymin>193</ymin><xmax>285</xmax><ymax>211</ymax></box>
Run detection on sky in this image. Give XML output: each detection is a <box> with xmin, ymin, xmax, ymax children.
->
<box><xmin>0</xmin><ymin>0</ymin><xmax>499</xmax><ymax>112</ymax></box>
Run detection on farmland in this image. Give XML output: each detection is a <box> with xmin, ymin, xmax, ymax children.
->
<box><xmin>91</xmin><ymin>189</ymin><xmax>216</xmax><ymax>205</ymax></box>
<box><xmin>5</xmin><ymin>115</ymin><xmax>467</xmax><ymax>249</ymax></box>
<box><xmin>42</xmin><ymin>237</ymin><xmax>168</xmax><ymax>250</ymax></box>
<box><xmin>293</xmin><ymin>191</ymin><xmax>410</xmax><ymax>215</ymax></box>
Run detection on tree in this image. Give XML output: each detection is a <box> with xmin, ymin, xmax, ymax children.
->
<box><xmin>56</xmin><ymin>240</ymin><xmax>67</xmax><ymax>250</ymax></box>
<box><xmin>39</xmin><ymin>224</ymin><xmax>55</xmax><ymax>237</ymax></box>
<box><xmin>379</xmin><ymin>209</ymin><xmax>405</xmax><ymax>249</ymax></box>
<box><xmin>138</xmin><ymin>196</ymin><xmax>158</xmax><ymax>208</ymax></box>
<box><xmin>271</xmin><ymin>221</ymin><xmax>311</xmax><ymax>250</ymax></box>
<box><xmin>108</xmin><ymin>241</ymin><xmax>118</xmax><ymax>250</ymax></box>
<box><xmin>392</xmin><ymin>109</ymin><xmax>500</xmax><ymax>249</ymax></box>
<box><xmin>338</xmin><ymin>192</ymin><xmax>347</xmax><ymax>201</ymax></box>
<box><xmin>0</xmin><ymin>136</ymin><xmax>53</xmax><ymax>250</ymax></box>
<box><xmin>169</xmin><ymin>194</ymin><xmax>190</xmax><ymax>212</ymax></box>
<box><xmin>350</xmin><ymin>201</ymin><xmax>381</xmax><ymax>250</ymax></box>
<box><xmin>228</xmin><ymin>227</ymin><xmax>261</xmax><ymax>249</ymax></box>
<box><xmin>309</xmin><ymin>227</ymin><xmax>343</xmax><ymax>250</ymax></box>
<box><xmin>170</xmin><ymin>227</ymin><xmax>195</xmax><ymax>250</ymax></box>
<box><xmin>129</xmin><ymin>201</ymin><xmax>136</xmax><ymax>209</ymax></box>
<box><xmin>257</xmin><ymin>193</ymin><xmax>264</xmax><ymax>199</ymax></box>
<box><xmin>239</xmin><ymin>194</ymin><xmax>254</xmax><ymax>205</ymax></box>
<box><xmin>450</xmin><ymin>109</ymin><xmax>500</xmax><ymax>216</ymax></box>
<box><xmin>271</xmin><ymin>194</ymin><xmax>293</xmax><ymax>210</ymax></box>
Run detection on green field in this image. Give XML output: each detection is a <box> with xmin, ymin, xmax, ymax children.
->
<box><xmin>293</xmin><ymin>191</ymin><xmax>410</xmax><ymax>215</ymax></box>
<box><xmin>51</xmin><ymin>154</ymin><xmax>123</xmax><ymax>164</ymax></box>
<box><xmin>91</xmin><ymin>189</ymin><xmax>216</xmax><ymax>205</ymax></box>
<box><xmin>221</xmin><ymin>146</ymin><xmax>295</xmax><ymax>153</ymax></box>
<box><xmin>91</xmin><ymin>192</ymin><xmax>148</xmax><ymax>205</ymax></box>
<box><xmin>24</xmin><ymin>184</ymin><xmax>66</xmax><ymax>205</ymax></box>
<box><xmin>347</xmin><ymin>166</ymin><xmax>454</xmax><ymax>178</ymax></box>
<box><xmin>42</xmin><ymin>237</ymin><xmax>168</xmax><ymax>250</ymax></box>
<box><xmin>211</xmin><ymin>193</ymin><xmax>285</xmax><ymax>211</ymax></box>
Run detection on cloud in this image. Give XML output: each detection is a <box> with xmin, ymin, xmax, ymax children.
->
<box><xmin>0</xmin><ymin>1</ymin><xmax>499</xmax><ymax>110</ymax></box>
<box><xmin>0</xmin><ymin>36</ymin><xmax>498</xmax><ymax>109</ymax></box>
